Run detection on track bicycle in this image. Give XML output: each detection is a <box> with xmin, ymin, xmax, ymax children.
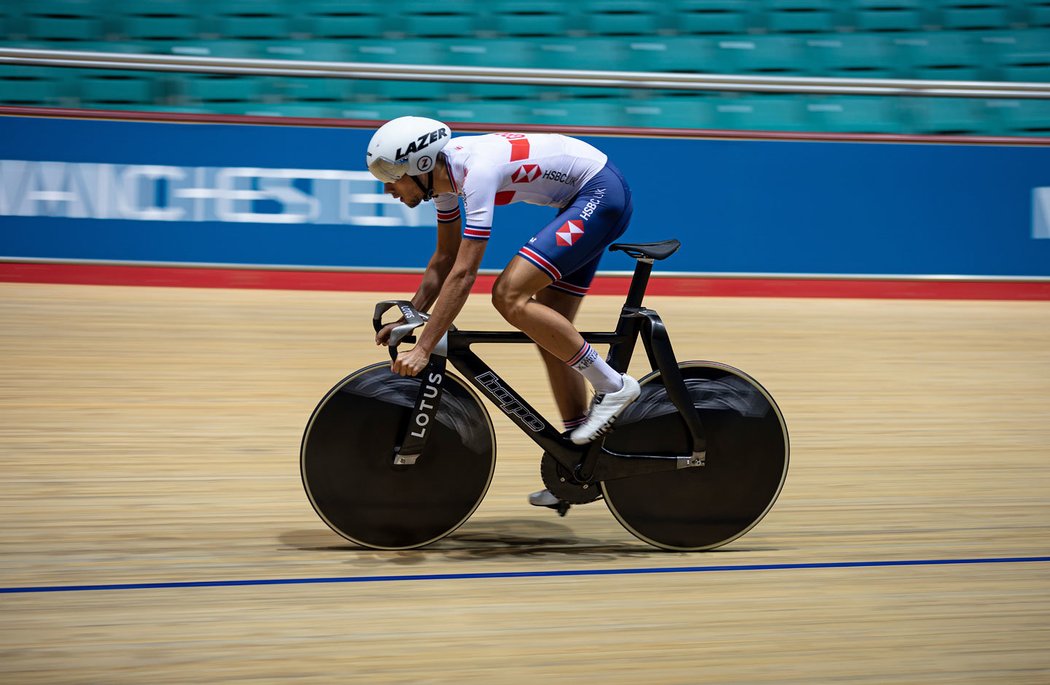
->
<box><xmin>301</xmin><ymin>239</ymin><xmax>789</xmax><ymax>551</ymax></box>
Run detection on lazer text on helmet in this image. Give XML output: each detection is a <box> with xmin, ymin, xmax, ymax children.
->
<box><xmin>394</xmin><ymin>128</ymin><xmax>449</xmax><ymax>162</ymax></box>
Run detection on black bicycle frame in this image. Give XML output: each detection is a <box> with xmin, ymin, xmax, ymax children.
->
<box><xmin>380</xmin><ymin>256</ymin><xmax>707</xmax><ymax>483</ymax></box>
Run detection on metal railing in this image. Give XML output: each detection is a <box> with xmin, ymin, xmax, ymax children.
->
<box><xmin>1</xmin><ymin>47</ymin><xmax>1048</xmax><ymax>99</ymax></box>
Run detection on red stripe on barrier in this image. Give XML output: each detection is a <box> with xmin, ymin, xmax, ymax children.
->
<box><xmin>1</xmin><ymin>262</ymin><xmax>1049</xmax><ymax>300</ymax></box>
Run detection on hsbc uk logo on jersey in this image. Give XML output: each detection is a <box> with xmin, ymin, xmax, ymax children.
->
<box><xmin>556</xmin><ymin>219</ymin><xmax>584</xmax><ymax>246</ymax></box>
<box><xmin>511</xmin><ymin>164</ymin><xmax>542</xmax><ymax>183</ymax></box>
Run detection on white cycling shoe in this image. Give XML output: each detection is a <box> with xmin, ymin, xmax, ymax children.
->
<box><xmin>528</xmin><ymin>489</ymin><xmax>561</xmax><ymax>507</ymax></box>
<box><xmin>569</xmin><ymin>374</ymin><xmax>641</xmax><ymax>445</ymax></box>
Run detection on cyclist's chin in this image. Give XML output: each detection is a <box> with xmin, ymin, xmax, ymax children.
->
<box><xmin>401</xmin><ymin>197</ymin><xmax>422</xmax><ymax>208</ymax></box>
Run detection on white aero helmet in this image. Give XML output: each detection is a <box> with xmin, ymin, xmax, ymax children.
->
<box><xmin>365</xmin><ymin>116</ymin><xmax>451</xmax><ymax>185</ymax></box>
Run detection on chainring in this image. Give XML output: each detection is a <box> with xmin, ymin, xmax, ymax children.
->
<box><xmin>540</xmin><ymin>452</ymin><xmax>604</xmax><ymax>504</ymax></box>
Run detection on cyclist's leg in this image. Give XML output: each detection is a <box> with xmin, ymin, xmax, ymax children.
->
<box><xmin>494</xmin><ymin>161</ymin><xmax>631</xmax><ymax>366</ymax></box>
<box><xmin>492</xmin><ymin>257</ymin><xmax>585</xmax><ymax>363</ymax></box>
<box><xmin>534</xmin><ymin>286</ymin><xmax>588</xmax><ymax>429</ymax></box>
<box><xmin>494</xmin><ymin>161</ymin><xmax>637</xmax><ymax>442</ymax></box>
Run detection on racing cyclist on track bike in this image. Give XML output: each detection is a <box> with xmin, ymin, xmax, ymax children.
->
<box><xmin>366</xmin><ymin>116</ymin><xmax>640</xmax><ymax>508</ymax></box>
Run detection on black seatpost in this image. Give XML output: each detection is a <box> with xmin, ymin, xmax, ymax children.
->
<box><xmin>623</xmin><ymin>258</ymin><xmax>654</xmax><ymax>310</ymax></box>
<box><xmin>606</xmin><ymin>257</ymin><xmax>654</xmax><ymax>373</ymax></box>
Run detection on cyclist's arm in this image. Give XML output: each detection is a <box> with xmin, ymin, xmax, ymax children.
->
<box><xmin>411</xmin><ymin>237</ymin><xmax>485</xmax><ymax>356</ymax></box>
<box><xmin>410</xmin><ymin>218</ymin><xmax>462</xmax><ymax>312</ymax></box>
<box><xmin>376</xmin><ymin>217</ymin><xmax>461</xmax><ymax>347</ymax></box>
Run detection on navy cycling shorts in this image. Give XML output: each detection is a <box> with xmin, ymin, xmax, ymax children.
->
<box><xmin>516</xmin><ymin>161</ymin><xmax>633</xmax><ymax>297</ymax></box>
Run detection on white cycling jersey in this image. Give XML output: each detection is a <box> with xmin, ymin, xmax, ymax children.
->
<box><xmin>433</xmin><ymin>133</ymin><xmax>608</xmax><ymax>240</ymax></box>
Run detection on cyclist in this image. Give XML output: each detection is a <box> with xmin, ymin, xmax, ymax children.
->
<box><xmin>367</xmin><ymin>116</ymin><xmax>640</xmax><ymax>507</ymax></box>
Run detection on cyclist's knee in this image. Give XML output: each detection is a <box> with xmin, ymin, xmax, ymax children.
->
<box><xmin>491</xmin><ymin>279</ymin><xmax>524</xmax><ymax>322</ymax></box>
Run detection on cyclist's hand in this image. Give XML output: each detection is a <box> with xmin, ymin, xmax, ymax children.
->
<box><xmin>375</xmin><ymin>321</ymin><xmax>401</xmax><ymax>346</ymax></box>
<box><xmin>391</xmin><ymin>346</ymin><xmax>429</xmax><ymax>377</ymax></box>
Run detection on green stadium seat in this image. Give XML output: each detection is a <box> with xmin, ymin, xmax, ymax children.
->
<box><xmin>581</xmin><ymin>0</ymin><xmax>667</xmax><ymax>37</ymax></box>
<box><xmin>176</xmin><ymin>73</ymin><xmax>278</xmax><ymax>104</ymax></box>
<box><xmin>0</xmin><ymin>5</ymin><xmax>23</xmax><ymax>38</ymax></box>
<box><xmin>849</xmin><ymin>0</ymin><xmax>929</xmax><ymax>33</ymax></box>
<box><xmin>905</xmin><ymin>97</ymin><xmax>997</xmax><ymax>135</ymax></box>
<box><xmin>0</xmin><ymin>65</ymin><xmax>71</xmax><ymax>106</ymax></box>
<box><xmin>674</xmin><ymin>1</ymin><xmax>756</xmax><ymax>35</ymax></box>
<box><xmin>620</xmin><ymin>38</ymin><xmax>711</xmax><ymax>73</ymax></box>
<box><xmin>112</xmin><ymin>0</ymin><xmax>203</xmax><ymax>42</ymax></box>
<box><xmin>167</xmin><ymin>40</ymin><xmax>260</xmax><ymax>58</ymax></box>
<box><xmin>485</xmin><ymin>1</ymin><xmax>576</xmax><ymax>38</ymax></box>
<box><xmin>526</xmin><ymin>38</ymin><xmax>631</xmax><ymax>99</ymax></box>
<box><xmin>0</xmin><ymin>4</ymin><xmax>19</xmax><ymax>34</ymax></box>
<box><xmin>802</xmin><ymin>33</ymin><xmax>898</xmax><ymax>77</ymax></box>
<box><xmin>932</xmin><ymin>0</ymin><xmax>1014</xmax><ymax>31</ymax></box>
<box><xmin>279</xmin><ymin>77</ymin><xmax>351</xmax><ymax>104</ymax></box>
<box><xmin>338</xmin><ymin>102</ymin><xmax>437</xmax><ymax>121</ymax></box>
<box><xmin>981</xmin><ymin>30</ymin><xmax>1050</xmax><ymax>82</ymax></box>
<box><xmin>436</xmin><ymin>40</ymin><xmax>543</xmax><ymax>99</ymax></box>
<box><xmin>110</xmin><ymin>104</ymin><xmax>212</xmax><ymax>113</ymax></box>
<box><xmin>525</xmin><ymin>101</ymin><xmax>625</xmax><ymax>127</ymax></box>
<box><xmin>434</xmin><ymin>102</ymin><xmax>528</xmax><ymax>125</ymax></box>
<box><xmin>23</xmin><ymin>0</ymin><xmax>107</xmax><ymax>42</ymax></box>
<box><xmin>620</xmin><ymin>96</ymin><xmax>716</xmax><ymax>129</ymax></box>
<box><xmin>335</xmin><ymin>41</ymin><xmax>449</xmax><ymax>101</ymax></box>
<box><xmin>708</xmin><ymin>95</ymin><xmax>812</xmax><ymax>131</ymax></box>
<box><xmin>463</xmin><ymin>82</ymin><xmax>545</xmax><ymax>101</ymax></box>
<box><xmin>208</xmin><ymin>0</ymin><xmax>292</xmax><ymax>41</ymax></box>
<box><xmin>75</xmin><ymin>69</ymin><xmax>158</xmax><ymax>106</ymax></box>
<box><xmin>804</xmin><ymin>95</ymin><xmax>911</xmax><ymax>133</ymax></box>
<box><xmin>204</xmin><ymin>102</ymin><xmax>342</xmax><ymax>118</ymax></box>
<box><xmin>707</xmin><ymin>35</ymin><xmax>809</xmax><ymax>75</ymax></box>
<box><xmin>367</xmin><ymin>79</ymin><xmax>464</xmax><ymax>103</ymax></box>
<box><xmin>762</xmin><ymin>0</ymin><xmax>845</xmax><ymax>34</ymax></box>
<box><xmin>395</xmin><ymin>1</ymin><xmax>480</xmax><ymax>39</ymax></box>
<box><xmin>531</xmin><ymin>38</ymin><xmax>629</xmax><ymax>71</ymax></box>
<box><xmin>439</xmin><ymin>39</ymin><xmax>535</xmax><ymax>68</ymax></box>
<box><xmin>260</xmin><ymin>41</ymin><xmax>350</xmax><ymax>62</ymax></box>
<box><xmin>43</xmin><ymin>40</ymin><xmax>154</xmax><ymax>55</ymax></box>
<box><xmin>349</xmin><ymin>40</ymin><xmax>442</xmax><ymax>65</ymax></box>
<box><xmin>292</xmin><ymin>0</ymin><xmax>386</xmax><ymax>39</ymax></box>
<box><xmin>1030</xmin><ymin>2</ymin><xmax>1050</xmax><ymax>27</ymax></box>
<box><xmin>994</xmin><ymin>99</ymin><xmax>1050</xmax><ymax>135</ymax></box>
<box><xmin>891</xmin><ymin>32</ymin><xmax>991</xmax><ymax>81</ymax></box>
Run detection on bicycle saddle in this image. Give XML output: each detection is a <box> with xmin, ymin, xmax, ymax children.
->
<box><xmin>609</xmin><ymin>239</ymin><xmax>681</xmax><ymax>261</ymax></box>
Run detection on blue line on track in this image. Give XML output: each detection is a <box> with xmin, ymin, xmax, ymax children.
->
<box><xmin>2</xmin><ymin>556</ymin><xmax>1048</xmax><ymax>595</ymax></box>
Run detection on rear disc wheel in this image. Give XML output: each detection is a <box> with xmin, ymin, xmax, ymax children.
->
<box><xmin>601</xmin><ymin>361</ymin><xmax>789</xmax><ymax>551</ymax></box>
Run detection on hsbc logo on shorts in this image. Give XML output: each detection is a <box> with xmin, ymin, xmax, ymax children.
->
<box><xmin>511</xmin><ymin>164</ymin><xmax>542</xmax><ymax>183</ymax></box>
<box><xmin>556</xmin><ymin>219</ymin><xmax>584</xmax><ymax>246</ymax></box>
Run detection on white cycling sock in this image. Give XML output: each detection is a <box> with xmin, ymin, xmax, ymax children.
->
<box><xmin>563</xmin><ymin>415</ymin><xmax>587</xmax><ymax>432</ymax></box>
<box><xmin>566</xmin><ymin>343</ymin><xmax>624</xmax><ymax>395</ymax></box>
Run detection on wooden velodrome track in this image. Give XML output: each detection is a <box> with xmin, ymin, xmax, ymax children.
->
<box><xmin>1</xmin><ymin>278</ymin><xmax>1048</xmax><ymax>684</ymax></box>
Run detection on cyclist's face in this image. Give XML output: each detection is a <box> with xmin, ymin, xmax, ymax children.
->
<box><xmin>384</xmin><ymin>176</ymin><xmax>422</xmax><ymax>208</ymax></box>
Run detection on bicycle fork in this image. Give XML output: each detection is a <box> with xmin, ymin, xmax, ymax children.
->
<box><xmin>391</xmin><ymin>354</ymin><xmax>448</xmax><ymax>466</ymax></box>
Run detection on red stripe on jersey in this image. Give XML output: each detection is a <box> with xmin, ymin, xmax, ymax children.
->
<box><xmin>464</xmin><ymin>225</ymin><xmax>491</xmax><ymax>240</ymax></box>
<box><xmin>508</xmin><ymin>137</ymin><xmax>530</xmax><ymax>161</ymax></box>
<box><xmin>494</xmin><ymin>191</ymin><xmax>516</xmax><ymax>205</ymax></box>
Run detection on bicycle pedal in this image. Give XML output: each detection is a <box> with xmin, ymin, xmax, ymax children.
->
<box><xmin>548</xmin><ymin>501</ymin><xmax>571</xmax><ymax>517</ymax></box>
